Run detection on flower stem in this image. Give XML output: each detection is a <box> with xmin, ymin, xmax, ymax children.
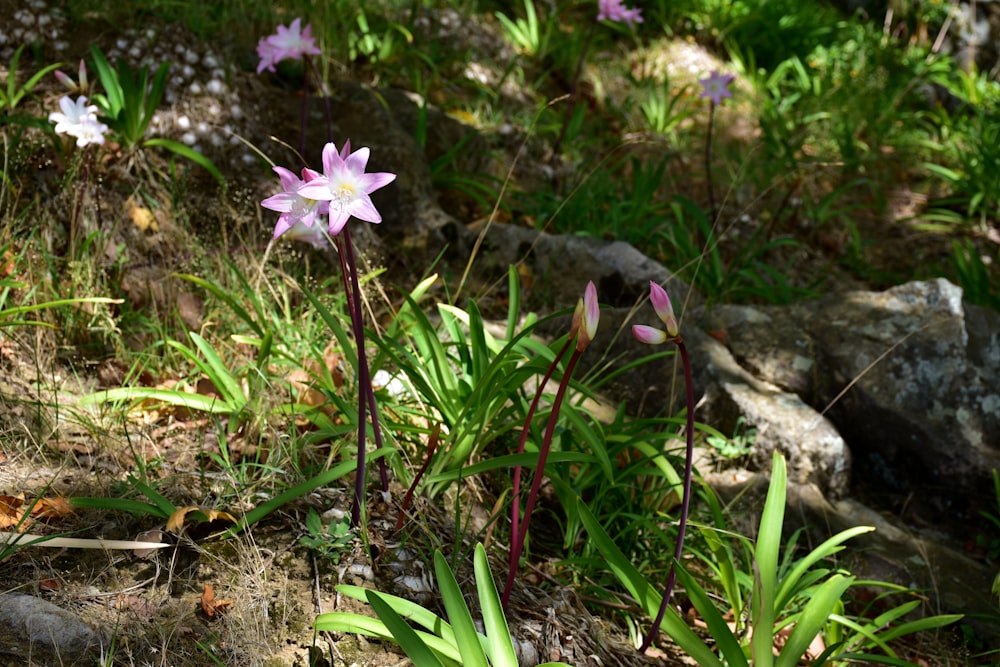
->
<box><xmin>704</xmin><ymin>100</ymin><xmax>717</xmax><ymax>222</ymax></box>
<box><xmin>336</xmin><ymin>226</ymin><xmax>386</xmax><ymax>527</ymax></box>
<box><xmin>503</xmin><ymin>342</ymin><xmax>582</xmax><ymax>608</ymax></box>
<box><xmin>502</xmin><ymin>336</ymin><xmax>574</xmax><ymax>608</ymax></box>
<box><xmin>640</xmin><ymin>338</ymin><xmax>695</xmax><ymax>653</ymax></box>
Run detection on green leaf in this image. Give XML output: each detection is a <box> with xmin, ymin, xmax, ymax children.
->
<box><xmin>77</xmin><ymin>387</ymin><xmax>237</xmax><ymax>414</ymax></box>
<box><xmin>575</xmin><ymin>497</ymin><xmax>724</xmax><ymax>667</ymax></box>
<box><xmin>474</xmin><ymin>544</ymin><xmax>518</xmax><ymax>667</ymax></box>
<box><xmin>89</xmin><ymin>45</ymin><xmax>124</xmax><ymax>117</ymax></box>
<box><xmin>143</xmin><ymin>138</ymin><xmax>226</xmax><ymax>190</ymax></box>
<box><xmin>366</xmin><ymin>590</ymin><xmax>447</xmax><ymax>667</ymax></box>
<box><xmin>776</xmin><ymin>574</ymin><xmax>852</xmax><ymax>667</ymax></box>
<box><xmin>674</xmin><ymin>566</ymin><xmax>748</xmax><ymax>666</ymax></box>
<box><xmin>751</xmin><ymin>450</ymin><xmax>786</xmax><ymax>667</ymax></box>
<box><xmin>434</xmin><ymin>550</ymin><xmax>488</xmax><ymax>667</ymax></box>
<box><xmin>774</xmin><ymin>525</ymin><xmax>873</xmax><ymax>611</ymax></box>
<box><xmin>186</xmin><ymin>332</ymin><xmax>245</xmax><ymax>410</ymax></box>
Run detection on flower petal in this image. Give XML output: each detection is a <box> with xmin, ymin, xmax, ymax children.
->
<box><xmin>632</xmin><ymin>325</ymin><xmax>668</xmax><ymax>345</ymax></box>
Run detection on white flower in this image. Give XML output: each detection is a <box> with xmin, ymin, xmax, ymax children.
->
<box><xmin>48</xmin><ymin>95</ymin><xmax>107</xmax><ymax>147</ymax></box>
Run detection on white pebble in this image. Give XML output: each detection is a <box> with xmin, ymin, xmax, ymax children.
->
<box><xmin>203</xmin><ymin>54</ymin><xmax>218</xmax><ymax>69</ymax></box>
<box><xmin>196</xmin><ymin>122</ymin><xmax>209</xmax><ymax>134</ymax></box>
<box><xmin>182</xmin><ymin>64</ymin><xmax>194</xmax><ymax>78</ymax></box>
<box><xmin>206</xmin><ymin>79</ymin><xmax>225</xmax><ymax>95</ymax></box>
<box><xmin>176</xmin><ymin>115</ymin><xmax>190</xmax><ymax>130</ymax></box>
<box><xmin>184</xmin><ymin>49</ymin><xmax>199</xmax><ymax>64</ymax></box>
<box><xmin>188</xmin><ymin>82</ymin><xmax>202</xmax><ymax>95</ymax></box>
<box><xmin>181</xmin><ymin>132</ymin><xmax>197</xmax><ymax>145</ymax></box>
<box><xmin>230</xmin><ymin>105</ymin><xmax>243</xmax><ymax>119</ymax></box>
<box><xmin>241</xmin><ymin>153</ymin><xmax>255</xmax><ymax>165</ymax></box>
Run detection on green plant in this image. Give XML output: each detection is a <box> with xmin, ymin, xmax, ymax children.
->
<box><xmin>660</xmin><ymin>195</ymin><xmax>806</xmax><ymax>304</ymax></box>
<box><xmin>705</xmin><ymin>415</ymin><xmax>755</xmax><ymax>459</ymax></box>
<box><xmin>580</xmin><ymin>451</ymin><xmax>961</xmax><ymax>664</ymax></box>
<box><xmin>951</xmin><ymin>239</ymin><xmax>1000</xmax><ymax>310</ymax></box>
<box><xmin>639</xmin><ymin>84</ymin><xmax>694</xmax><ymax>140</ymax></box>
<box><xmin>372</xmin><ymin>271</ymin><xmax>556</xmax><ymax>498</ymax></box>
<box><xmin>88</xmin><ymin>44</ymin><xmax>224</xmax><ymax>187</ymax></box>
<box><xmin>495</xmin><ymin>0</ymin><xmax>552</xmax><ymax>60</ymax></box>
<box><xmin>0</xmin><ymin>44</ymin><xmax>61</xmax><ymax>120</ymax></box>
<box><xmin>316</xmin><ymin>543</ymin><xmax>571</xmax><ymax>667</ymax></box>
<box><xmin>300</xmin><ymin>508</ymin><xmax>353</xmax><ymax>561</ymax></box>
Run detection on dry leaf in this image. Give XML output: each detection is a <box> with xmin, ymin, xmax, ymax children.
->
<box><xmin>201</xmin><ymin>584</ymin><xmax>232</xmax><ymax>619</ymax></box>
<box><xmin>165</xmin><ymin>506</ymin><xmax>237</xmax><ymax>534</ymax></box>
<box><xmin>133</xmin><ymin>529</ymin><xmax>166</xmax><ymax>558</ymax></box>
<box><xmin>0</xmin><ymin>495</ymin><xmax>30</xmax><ymax>531</ymax></box>
<box><xmin>30</xmin><ymin>497</ymin><xmax>73</xmax><ymax>520</ymax></box>
<box><xmin>127</xmin><ymin>196</ymin><xmax>159</xmax><ymax>233</ymax></box>
<box><xmin>39</xmin><ymin>578</ymin><xmax>62</xmax><ymax>592</ymax></box>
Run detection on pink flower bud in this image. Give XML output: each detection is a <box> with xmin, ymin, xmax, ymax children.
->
<box><xmin>649</xmin><ymin>281</ymin><xmax>679</xmax><ymax>338</ymax></box>
<box><xmin>632</xmin><ymin>324</ymin><xmax>668</xmax><ymax>345</ymax></box>
<box><xmin>576</xmin><ymin>281</ymin><xmax>600</xmax><ymax>351</ymax></box>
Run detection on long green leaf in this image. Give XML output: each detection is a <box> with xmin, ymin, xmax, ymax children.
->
<box><xmin>673</xmin><ymin>566</ymin><xmax>748</xmax><ymax>667</ymax></box>
<box><xmin>313</xmin><ymin>611</ymin><xmax>461</xmax><ymax>665</ymax></box>
<box><xmin>775</xmin><ymin>525</ymin><xmax>874</xmax><ymax>610</ymax></box>
<box><xmin>575</xmin><ymin>497</ymin><xmax>724</xmax><ymax>667</ymax></box>
<box><xmin>89</xmin><ymin>45</ymin><xmax>124</xmax><ymax>117</ymax></box>
<box><xmin>187</xmin><ymin>332</ymin><xmax>245</xmax><ymax>410</ymax></box>
<box><xmin>144</xmin><ymin>138</ymin><xmax>226</xmax><ymax>189</ymax></box>
<box><xmin>366</xmin><ymin>590</ymin><xmax>447</xmax><ymax>667</ymax></box>
<box><xmin>228</xmin><ymin>451</ymin><xmax>388</xmax><ymax>535</ymax></box>
<box><xmin>434</xmin><ymin>550</ymin><xmax>488</xmax><ymax>667</ymax></box>
<box><xmin>77</xmin><ymin>387</ymin><xmax>236</xmax><ymax>414</ymax></box>
<box><xmin>776</xmin><ymin>574</ymin><xmax>852</xmax><ymax>667</ymax></box>
<box><xmin>336</xmin><ymin>585</ymin><xmax>456</xmax><ymax>642</ymax></box>
<box><xmin>752</xmin><ymin>451</ymin><xmax>786</xmax><ymax>667</ymax></box>
<box><xmin>474</xmin><ymin>543</ymin><xmax>518</xmax><ymax>667</ymax></box>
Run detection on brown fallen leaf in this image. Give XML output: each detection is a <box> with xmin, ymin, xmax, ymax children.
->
<box><xmin>165</xmin><ymin>506</ymin><xmax>237</xmax><ymax>534</ymax></box>
<box><xmin>201</xmin><ymin>584</ymin><xmax>232</xmax><ymax>619</ymax></box>
<box><xmin>31</xmin><ymin>496</ymin><xmax>73</xmax><ymax>520</ymax></box>
<box><xmin>0</xmin><ymin>495</ymin><xmax>30</xmax><ymax>531</ymax></box>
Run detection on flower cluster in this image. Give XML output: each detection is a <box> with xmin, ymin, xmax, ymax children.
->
<box><xmin>699</xmin><ymin>70</ymin><xmax>735</xmax><ymax>106</ymax></box>
<box><xmin>48</xmin><ymin>95</ymin><xmax>108</xmax><ymax>148</ymax></box>
<box><xmin>261</xmin><ymin>141</ymin><xmax>396</xmax><ymax>242</ymax></box>
<box><xmin>633</xmin><ymin>281</ymin><xmax>679</xmax><ymax>344</ymax></box>
<box><xmin>597</xmin><ymin>0</ymin><xmax>643</xmax><ymax>26</ymax></box>
<box><xmin>257</xmin><ymin>18</ymin><xmax>321</xmax><ymax>74</ymax></box>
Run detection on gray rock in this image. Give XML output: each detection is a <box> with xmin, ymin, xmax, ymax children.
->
<box><xmin>0</xmin><ymin>593</ymin><xmax>100</xmax><ymax>663</ymax></box>
<box><xmin>712</xmin><ymin>278</ymin><xmax>1000</xmax><ymax>506</ymax></box>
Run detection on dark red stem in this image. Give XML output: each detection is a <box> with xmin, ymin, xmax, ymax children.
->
<box><xmin>502</xmin><ymin>343</ymin><xmax>582</xmax><ymax>609</ymax></box>
<box><xmin>640</xmin><ymin>338</ymin><xmax>695</xmax><ymax>652</ymax></box>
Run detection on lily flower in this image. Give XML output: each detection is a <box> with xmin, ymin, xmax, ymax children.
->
<box><xmin>261</xmin><ymin>166</ymin><xmax>329</xmax><ymax>240</ymax></box>
<box><xmin>297</xmin><ymin>141</ymin><xmax>397</xmax><ymax>236</ymax></box>
<box><xmin>699</xmin><ymin>70</ymin><xmax>735</xmax><ymax>106</ymax></box>
<box><xmin>256</xmin><ymin>18</ymin><xmax>321</xmax><ymax>73</ymax></box>
<box><xmin>48</xmin><ymin>95</ymin><xmax>107</xmax><ymax>147</ymax></box>
<box><xmin>597</xmin><ymin>0</ymin><xmax>643</xmax><ymax>26</ymax></box>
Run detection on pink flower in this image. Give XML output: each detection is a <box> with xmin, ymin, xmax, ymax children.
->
<box><xmin>48</xmin><ymin>95</ymin><xmax>107</xmax><ymax>147</ymax></box>
<box><xmin>54</xmin><ymin>59</ymin><xmax>88</xmax><ymax>94</ymax></box>
<box><xmin>597</xmin><ymin>0</ymin><xmax>643</xmax><ymax>26</ymax></box>
<box><xmin>633</xmin><ymin>281</ymin><xmax>680</xmax><ymax>345</ymax></box>
<box><xmin>297</xmin><ymin>141</ymin><xmax>397</xmax><ymax>236</ymax></box>
<box><xmin>571</xmin><ymin>281</ymin><xmax>600</xmax><ymax>351</ymax></box>
<box><xmin>261</xmin><ymin>166</ymin><xmax>330</xmax><ymax>240</ymax></box>
<box><xmin>699</xmin><ymin>70</ymin><xmax>735</xmax><ymax>106</ymax></box>
<box><xmin>256</xmin><ymin>18</ymin><xmax>321</xmax><ymax>73</ymax></box>
<box><xmin>648</xmin><ymin>281</ymin><xmax>678</xmax><ymax>337</ymax></box>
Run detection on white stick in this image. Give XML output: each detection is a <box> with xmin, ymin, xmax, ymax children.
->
<box><xmin>0</xmin><ymin>532</ymin><xmax>171</xmax><ymax>550</ymax></box>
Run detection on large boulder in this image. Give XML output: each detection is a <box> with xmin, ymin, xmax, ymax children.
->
<box><xmin>712</xmin><ymin>278</ymin><xmax>1000</xmax><ymax>511</ymax></box>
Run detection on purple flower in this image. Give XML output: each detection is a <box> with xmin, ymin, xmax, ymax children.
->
<box><xmin>256</xmin><ymin>18</ymin><xmax>322</xmax><ymax>74</ymax></box>
<box><xmin>48</xmin><ymin>95</ymin><xmax>108</xmax><ymax>147</ymax></box>
<box><xmin>297</xmin><ymin>141</ymin><xmax>397</xmax><ymax>236</ymax></box>
<box><xmin>261</xmin><ymin>166</ymin><xmax>330</xmax><ymax>240</ymax></box>
<box><xmin>597</xmin><ymin>0</ymin><xmax>643</xmax><ymax>26</ymax></box>
<box><xmin>699</xmin><ymin>70</ymin><xmax>735</xmax><ymax>106</ymax></box>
